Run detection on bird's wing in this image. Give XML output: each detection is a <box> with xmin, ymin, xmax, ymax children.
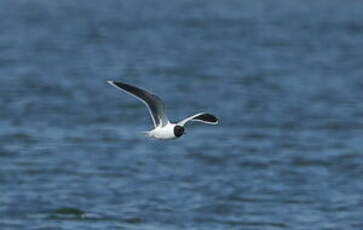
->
<box><xmin>177</xmin><ymin>112</ymin><xmax>218</xmax><ymax>127</ymax></box>
<box><xmin>108</xmin><ymin>81</ymin><xmax>169</xmax><ymax>128</ymax></box>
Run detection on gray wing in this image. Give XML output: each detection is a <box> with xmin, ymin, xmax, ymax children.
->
<box><xmin>177</xmin><ymin>112</ymin><xmax>218</xmax><ymax>127</ymax></box>
<box><xmin>108</xmin><ymin>81</ymin><xmax>169</xmax><ymax>127</ymax></box>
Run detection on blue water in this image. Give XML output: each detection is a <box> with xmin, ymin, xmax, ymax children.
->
<box><xmin>1</xmin><ymin>0</ymin><xmax>363</xmax><ymax>229</ymax></box>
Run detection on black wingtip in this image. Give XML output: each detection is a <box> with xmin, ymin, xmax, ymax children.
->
<box><xmin>108</xmin><ymin>81</ymin><xmax>130</xmax><ymax>90</ymax></box>
<box><xmin>197</xmin><ymin>113</ymin><xmax>218</xmax><ymax>124</ymax></box>
<box><xmin>107</xmin><ymin>80</ymin><xmax>116</xmax><ymax>86</ymax></box>
<box><xmin>108</xmin><ymin>81</ymin><xmax>121</xmax><ymax>86</ymax></box>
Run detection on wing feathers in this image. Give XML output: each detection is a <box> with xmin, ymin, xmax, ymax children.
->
<box><xmin>108</xmin><ymin>81</ymin><xmax>218</xmax><ymax>129</ymax></box>
<box><xmin>192</xmin><ymin>113</ymin><xmax>218</xmax><ymax>124</ymax></box>
<box><xmin>108</xmin><ymin>81</ymin><xmax>169</xmax><ymax>127</ymax></box>
<box><xmin>178</xmin><ymin>112</ymin><xmax>218</xmax><ymax>126</ymax></box>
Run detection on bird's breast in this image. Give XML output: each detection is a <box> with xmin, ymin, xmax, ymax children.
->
<box><xmin>150</xmin><ymin>123</ymin><xmax>176</xmax><ymax>139</ymax></box>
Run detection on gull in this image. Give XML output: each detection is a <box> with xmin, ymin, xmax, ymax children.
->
<box><xmin>107</xmin><ymin>81</ymin><xmax>218</xmax><ymax>140</ymax></box>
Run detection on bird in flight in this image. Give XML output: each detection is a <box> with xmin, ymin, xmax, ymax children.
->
<box><xmin>108</xmin><ymin>81</ymin><xmax>218</xmax><ymax>140</ymax></box>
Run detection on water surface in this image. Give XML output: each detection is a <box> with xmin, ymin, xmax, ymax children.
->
<box><xmin>1</xmin><ymin>0</ymin><xmax>363</xmax><ymax>229</ymax></box>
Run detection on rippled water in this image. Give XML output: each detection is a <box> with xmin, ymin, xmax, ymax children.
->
<box><xmin>1</xmin><ymin>0</ymin><xmax>363</xmax><ymax>229</ymax></box>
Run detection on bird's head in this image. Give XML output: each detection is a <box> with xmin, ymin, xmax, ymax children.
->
<box><xmin>174</xmin><ymin>125</ymin><xmax>185</xmax><ymax>138</ymax></box>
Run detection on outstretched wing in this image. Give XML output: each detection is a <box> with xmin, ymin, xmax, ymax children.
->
<box><xmin>177</xmin><ymin>112</ymin><xmax>218</xmax><ymax>127</ymax></box>
<box><xmin>108</xmin><ymin>81</ymin><xmax>169</xmax><ymax>127</ymax></box>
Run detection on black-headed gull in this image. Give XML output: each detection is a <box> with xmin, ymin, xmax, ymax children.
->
<box><xmin>108</xmin><ymin>81</ymin><xmax>218</xmax><ymax>140</ymax></box>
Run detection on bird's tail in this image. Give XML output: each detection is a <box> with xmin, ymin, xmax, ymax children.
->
<box><xmin>141</xmin><ymin>131</ymin><xmax>151</xmax><ymax>137</ymax></box>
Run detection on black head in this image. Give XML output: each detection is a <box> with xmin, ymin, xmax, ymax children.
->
<box><xmin>173</xmin><ymin>125</ymin><xmax>185</xmax><ymax>138</ymax></box>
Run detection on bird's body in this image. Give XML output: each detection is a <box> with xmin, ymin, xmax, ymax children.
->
<box><xmin>144</xmin><ymin>122</ymin><xmax>178</xmax><ymax>140</ymax></box>
<box><xmin>108</xmin><ymin>81</ymin><xmax>218</xmax><ymax>140</ymax></box>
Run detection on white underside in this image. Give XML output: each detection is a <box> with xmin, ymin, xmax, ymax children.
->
<box><xmin>144</xmin><ymin>122</ymin><xmax>177</xmax><ymax>140</ymax></box>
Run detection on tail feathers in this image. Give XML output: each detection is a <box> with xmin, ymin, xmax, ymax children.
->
<box><xmin>141</xmin><ymin>131</ymin><xmax>151</xmax><ymax>137</ymax></box>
